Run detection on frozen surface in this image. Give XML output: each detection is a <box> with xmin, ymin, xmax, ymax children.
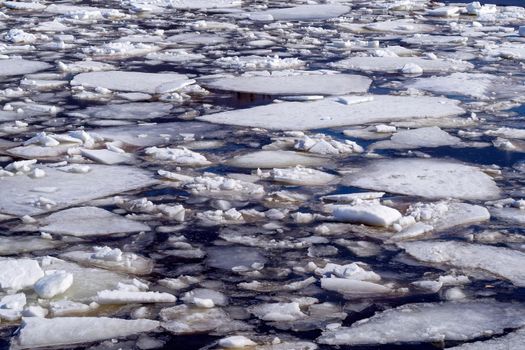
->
<box><xmin>345</xmin><ymin>159</ymin><xmax>500</xmax><ymax>200</ymax></box>
<box><xmin>247</xmin><ymin>4</ymin><xmax>350</xmax><ymax>21</ymax></box>
<box><xmin>332</xmin><ymin>57</ymin><xmax>473</xmax><ymax>73</ymax></box>
<box><xmin>0</xmin><ymin>259</ymin><xmax>44</xmax><ymax>292</ymax></box>
<box><xmin>202</xmin><ymin>73</ymin><xmax>371</xmax><ymax>96</ymax></box>
<box><xmin>319</xmin><ymin>301</ymin><xmax>525</xmax><ymax>345</ymax></box>
<box><xmin>400</xmin><ymin>241</ymin><xmax>525</xmax><ymax>286</ymax></box>
<box><xmin>0</xmin><ymin>165</ymin><xmax>157</xmax><ymax>216</ymax></box>
<box><xmin>448</xmin><ymin>328</ymin><xmax>525</xmax><ymax>350</ymax></box>
<box><xmin>12</xmin><ymin>317</ymin><xmax>159</xmax><ymax>349</ymax></box>
<box><xmin>198</xmin><ymin>95</ymin><xmax>464</xmax><ymax>130</ymax></box>
<box><xmin>0</xmin><ymin>59</ymin><xmax>52</xmax><ymax>76</ymax></box>
<box><xmin>39</xmin><ymin>207</ymin><xmax>150</xmax><ymax>237</ymax></box>
<box><xmin>71</xmin><ymin>71</ymin><xmax>194</xmax><ymax>94</ymax></box>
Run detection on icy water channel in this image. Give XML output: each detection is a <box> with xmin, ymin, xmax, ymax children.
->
<box><xmin>1</xmin><ymin>0</ymin><xmax>525</xmax><ymax>349</ymax></box>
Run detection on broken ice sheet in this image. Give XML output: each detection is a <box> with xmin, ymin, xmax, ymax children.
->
<box><xmin>198</xmin><ymin>95</ymin><xmax>464</xmax><ymax>130</ymax></box>
<box><xmin>12</xmin><ymin>317</ymin><xmax>159</xmax><ymax>350</ymax></box>
<box><xmin>343</xmin><ymin>158</ymin><xmax>500</xmax><ymax>200</ymax></box>
<box><xmin>0</xmin><ymin>165</ymin><xmax>157</xmax><ymax>216</ymax></box>
<box><xmin>399</xmin><ymin>240</ymin><xmax>525</xmax><ymax>287</ymax></box>
<box><xmin>201</xmin><ymin>72</ymin><xmax>372</xmax><ymax>96</ymax></box>
<box><xmin>318</xmin><ymin>300</ymin><xmax>525</xmax><ymax>346</ymax></box>
<box><xmin>36</xmin><ymin>206</ymin><xmax>149</xmax><ymax>237</ymax></box>
<box><xmin>1</xmin><ymin>0</ymin><xmax>525</xmax><ymax>348</ymax></box>
<box><xmin>71</xmin><ymin>71</ymin><xmax>195</xmax><ymax>94</ymax></box>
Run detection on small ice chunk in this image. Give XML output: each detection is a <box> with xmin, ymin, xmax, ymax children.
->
<box><xmin>401</xmin><ymin>63</ymin><xmax>423</xmax><ymax>74</ymax></box>
<box><xmin>33</xmin><ymin>270</ymin><xmax>74</xmax><ymax>298</ymax></box>
<box><xmin>250</xmin><ymin>302</ymin><xmax>307</xmax><ymax>322</ymax></box>
<box><xmin>96</xmin><ymin>290</ymin><xmax>176</xmax><ymax>304</ymax></box>
<box><xmin>333</xmin><ymin>203</ymin><xmax>402</xmax><ymax>227</ymax></box>
<box><xmin>218</xmin><ymin>336</ymin><xmax>257</xmax><ymax>348</ymax></box>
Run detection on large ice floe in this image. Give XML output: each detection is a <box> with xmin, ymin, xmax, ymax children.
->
<box><xmin>399</xmin><ymin>240</ymin><xmax>525</xmax><ymax>286</ymax></box>
<box><xmin>1</xmin><ymin>0</ymin><xmax>525</xmax><ymax>349</ymax></box>
<box><xmin>201</xmin><ymin>72</ymin><xmax>372</xmax><ymax>96</ymax></box>
<box><xmin>0</xmin><ymin>164</ymin><xmax>157</xmax><ymax>216</ymax></box>
<box><xmin>198</xmin><ymin>95</ymin><xmax>464</xmax><ymax>130</ymax></box>
<box><xmin>344</xmin><ymin>159</ymin><xmax>500</xmax><ymax>200</ymax></box>
<box><xmin>71</xmin><ymin>71</ymin><xmax>195</xmax><ymax>94</ymax></box>
<box><xmin>318</xmin><ymin>300</ymin><xmax>525</xmax><ymax>346</ymax></box>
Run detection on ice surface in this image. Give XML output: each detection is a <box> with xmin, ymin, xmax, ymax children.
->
<box><xmin>400</xmin><ymin>240</ymin><xmax>525</xmax><ymax>286</ymax></box>
<box><xmin>332</xmin><ymin>203</ymin><xmax>402</xmax><ymax>227</ymax></box>
<box><xmin>267</xmin><ymin>166</ymin><xmax>338</xmax><ymax>186</ymax></box>
<box><xmin>344</xmin><ymin>159</ymin><xmax>500</xmax><ymax>200</ymax></box>
<box><xmin>33</xmin><ymin>270</ymin><xmax>73</xmax><ymax>298</ymax></box>
<box><xmin>448</xmin><ymin>328</ymin><xmax>525</xmax><ymax>350</ymax></box>
<box><xmin>0</xmin><ymin>165</ymin><xmax>157</xmax><ymax>216</ymax></box>
<box><xmin>12</xmin><ymin>317</ymin><xmax>159</xmax><ymax>349</ymax></box>
<box><xmin>202</xmin><ymin>73</ymin><xmax>371</xmax><ymax>96</ymax></box>
<box><xmin>332</xmin><ymin>57</ymin><xmax>473</xmax><ymax>73</ymax></box>
<box><xmin>39</xmin><ymin>206</ymin><xmax>150</xmax><ymax>237</ymax></box>
<box><xmin>96</xmin><ymin>290</ymin><xmax>176</xmax><ymax>304</ymax></box>
<box><xmin>77</xmin><ymin>102</ymin><xmax>173</xmax><ymax>120</ymax></box>
<box><xmin>371</xmin><ymin>126</ymin><xmax>461</xmax><ymax>150</ymax></box>
<box><xmin>71</xmin><ymin>71</ymin><xmax>194</xmax><ymax>94</ymax></box>
<box><xmin>165</xmin><ymin>0</ymin><xmax>241</xmax><ymax>9</ymax></box>
<box><xmin>406</xmin><ymin>73</ymin><xmax>516</xmax><ymax>99</ymax></box>
<box><xmin>227</xmin><ymin>150</ymin><xmax>328</xmax><ymax>169</ymax></box>
<box><xmin>93</xmin><ymin>121</ymin><xmax>224</xmax><ymax>147</ymax></box>
<box><xmin>0</xmin><ymin>59</ymin><xmax>52</xmax><ymax>77</ymax></box>
<box><xmin>60</xmin><ymin>248</ymin><xmax>153</xmax><ymax>275</ymax></box>
<box><xmin>198</xmin><ymin>95</ymin><xmax>464</xmax><ymax>130</ymax></box>
<box><xmin>319</xmin><ymin>300</ymin><xmax>525</xmax><ymax>345</ymax></box>
<box><xmin>0</xmin><ymin>259</ymin><xmax>44</xmax><ymax>292</ymax></box>
<box><xmin>247</xmin><ymin>4</ymin><xmax>350</xmax><ymax>21</ymax></box>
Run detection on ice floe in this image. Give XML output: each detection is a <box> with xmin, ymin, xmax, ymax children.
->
<box><xmin>12</xmin><ymin>317</ymin><xmax>159</xmax><ymax>349</ymax></box>
<box><xmin>202</xmin><ymin>72</ymin><xmax>371</xmax><ymax>96</ymax></box>
<box><xmin>400</xmin><ymin>240</ymin><xmax>525</xmax><ymax>286</ymax></box>
<box><xmin>319</xmin><ymin>300</ymin><xmax>525</xmax><ymax>345</ymax></box>
<box><xmin>344</xmin><ymin>159</ymin><xmax>500</xmax><ymax>200</ymax></box>
<box><xmin>198</xmin><ymin>95</ymin><xmax>464</xmax><ymax>130</ymax></box>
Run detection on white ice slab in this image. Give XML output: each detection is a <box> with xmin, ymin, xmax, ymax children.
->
<box><xmin>0</xmin><ymin>59</ymin><xmax>52</xmax><ymax>77</ymax></box>
<box><xmin>0</xmin><ymin>259</ymin><xmax>44</xmax><ymax>292</ymax></box>
<box><xmin>448</xmin><ymin>328</ymin><xmax>525</xmax><ymax>350</ymax></box>
<box><xmin>318</xmin><ymin>300</ymin><xmax>525</xmax><ymax>345</ymax></box>
<box><xmin>227</xmin><ymin>150</ymin><xmax>328</xmax><ymax>168</ymax></box>
<box><xmin>39</xmin><ymin>206</ymin><xmax>150</xmax><ymax>237</ymax></box>
<box><xmin>167</xmin><ymin>0</ymin><xmax>241</xmax><ymax>9</ymax></box>
<box><xmin>12</xmin><ymin>317</ymin><xmax>159</xmax><ymax>349</ymax></box>
<box><xmin>71</xmin><ymin>71</ymin><xmax>194</xmax><ymax>94</ymax></box>
<box><xmin>247</xmin><ymin>4</ymin><xmax>350</xmax><ymax>21</ymax></box>
<box><xmin>33</xmin><ymin>270</ymin><xmax>73</xmax><ymax>298</ymax></box>
<box><xmin>96</xmin><ymin>290</ymin><xmax>176</xmax><ymax>304</ymax></box>
<box><xmin>371</xmin><ymin>126</ymin><xmax>461</xmax><ymax>150</ymax></box>
<box><xmin>400</xmin><ymin>240</ymin><xmax>525</xmax><ymax>286</ymax></box>
<box><xmin>202</xmin><ymin>73</ymin><xmax>371</xmax><ymax>96</ymax></box>
<box><xmin>345</xmin><ymin>159</ymin><xmax>500</xmax><ymax>200</ymax></box>
<box><xmin>77</xmin><ymin>102</ymin><xmax>172</xmax><ymax>120</ymax></box>
<box><xmin>92</xmin><ymin>121</ymin><xmax>223</xmax><ymax>147</ymax></box>
<box><xmin>332</xmin><ymin>57</ymin><xmax>473</xmax><ymax>73</ymax></box>
<box><xmin>406</xmin><ymin>73</ymin><xmax>509</xmax><ymax>99</ymax></box>
<box><xmin>198</xmin><ymin>95</ymin><xmax>464</xmax><ymax>130</ymax></box>
<box><xmin>333</xmin><ymin>203</ymin><xmax>402</xmax><ymax>227</ymax></box>
<box><xmin>0</xmin><ymin>165</ymin><xmax>157</xmax><ymax>216</ymax></box>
